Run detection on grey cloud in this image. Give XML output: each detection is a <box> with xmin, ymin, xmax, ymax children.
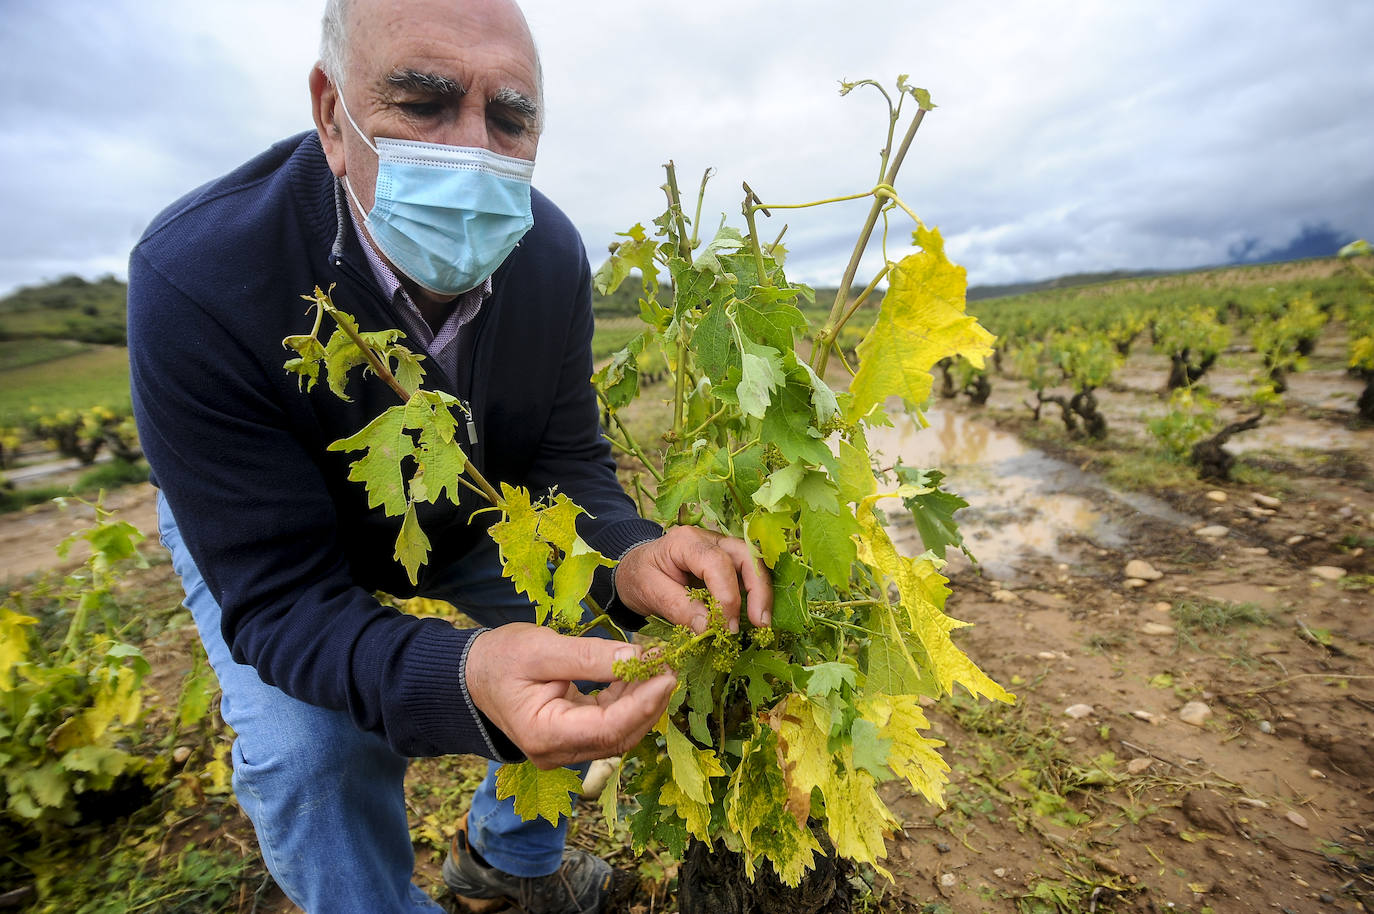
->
<box><xmin>2</xmin><ymin>0</ymin><xmax>1372</xmax><ymax>295</ymax></box>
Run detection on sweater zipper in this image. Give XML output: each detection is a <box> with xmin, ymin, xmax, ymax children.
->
<box><xmin>464</xmin><ymin>286</ymin><xmax>494</xmax><ymax>474</ymax></box>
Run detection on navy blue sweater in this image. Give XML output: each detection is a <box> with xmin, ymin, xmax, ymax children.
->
<box><xmin>129</xmin><ymin>131</ymin><xmax>661</xmax><ymax>759</ymax></box>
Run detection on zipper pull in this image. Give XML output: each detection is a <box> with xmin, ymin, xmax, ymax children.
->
<box><xmin>459</xmin><ymin>398</ymin><xmax>478</xmax><ymax>445</ymax></box>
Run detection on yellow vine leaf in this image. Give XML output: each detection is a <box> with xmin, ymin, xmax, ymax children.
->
<box><xmin>659</xmin><ymin>778</ymin><xmax>713</xmax><ymax>842</ymax></box>
<box><xmin>0</xmin><ymin>608</ymin><xmax>37</xmax><ymax>689</ymax></box>
<box><xmin>768</xmin><ymin>692</ymin><xmax>896</xmax><ymax>879</ymax></box>
<box><xmin>495</xmin><ymin>761</ymin><xmax>583</xmax><ymax>826</ymax></box>
<box><xmin>822</xmin><ymin>755</ymin><xmax>898</xmax><ymax>879</ymax></box>
<box><xmin>663</xmin><ymin>719</ymin><xmax>726</xmax><ymax>805</ymax></box>
<box><xmin>769</xmin><ymin>692</ymin><xmax>832</xmax><ymax>825</ymax></box>
<box><xmin>327</xmin><ymin>406</ymin><xmax>415</xmax><ymax>516</ymax></box>
<box><xmin>724</xmin><ymin>727</ymin><xmax>821</xmax><ymax>887</ymax></box>
<box><xmin>856</xmin><ymin>494</ymin><xmax>1013</xmax><ymax>704</ymax></box>
<box><xmin>857</xmin><ymin>695</ymin><xmax>950</xmax><ymax>806</ymax></box>
<box><xmin>50</xmin><ymin>666</ymin><xmax>143</xmax><ymax>752</ymax></box>
<box><xmin>549</xmin><ymin>537</ymin><xmax>615</xmax><ymax>632</ymax></box>
<box><xmin>487</xmin><ymin>485</ymin><xmax>553</xmax><ymax>616</ymax></box>
<box><xmin>394</xmin><ymin>502</ymin><xmax>432</xmax><ymax>585</ymax></box>
<box><xmin>597</xmin><ymin>756</ymin><xmax>622</xmax><ymax>834</ymax></box>
<box><xmin>849</xmin><ymin>225</ymin><xmax>995</xmax><ymax>418</ymax></box>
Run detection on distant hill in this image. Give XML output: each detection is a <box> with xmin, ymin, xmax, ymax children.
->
<box><xmin>0</xmin><ymin>275</ymin><xmax>127</xmax><ymax>344</ymax></box>
<box><xmin>966</xmin><ymin>269</ymin><xmax>1172</xmax><ymax>302</ymax></box>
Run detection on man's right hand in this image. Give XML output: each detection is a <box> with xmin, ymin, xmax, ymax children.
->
<box><xmin>464</xmin><ymin>623</ymin><xmax>676</xmax><ymax>770</ymax></box>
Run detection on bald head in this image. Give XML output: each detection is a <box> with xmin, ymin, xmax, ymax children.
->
<box><xmin>318</xmin><ymin>0</ymin><xmax>543</xmax><ymax>113</ymax></box>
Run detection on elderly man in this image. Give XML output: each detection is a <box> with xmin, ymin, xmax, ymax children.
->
<box><xmin>127</xmin><ymin>0</ymin><xmax>771</xmax><ymax>911</ymax></box>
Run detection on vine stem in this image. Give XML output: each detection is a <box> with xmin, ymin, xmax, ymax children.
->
<box><xmin>741</xmin><ymin>182</ymin><xmax>772</xmax><ymax>287</ymax></box>
<box><xmin>684</xmin><ymin>403</ymin><xmax>730</xmax><ymax>440</ymax></box>
<box><xmin>320</xmin><ymin>294</ymin><xmax>502</xmax><ymax>505</ymax></box>
<box><xmin>830</xmin><ymin>262</ymin><xmax>892</xmax><ymax>346</ymax></box>
<box><xmin>662</xmin><ymin>163</ymin><xmax>693</xmax><ymax>438</ymax></box>
<box><xmin>813</xmin><ymin>106</ymin><xmax>929</xmax><ymax>377</ymax></box>
<box><xmin>571</xmin><ymin>610</ymin><xmax>627</xmax><ymax>642</ymax></box>
<box><xmin>597</xmin><ymin>392</ymin><xmax>665</xmax><ymax>484</ymax></box>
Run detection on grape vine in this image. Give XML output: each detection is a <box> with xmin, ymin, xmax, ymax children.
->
<box><xmin>283</xmin><ymin>75</ymin><xmax>1012</xmax><ymax>885</ymax></box>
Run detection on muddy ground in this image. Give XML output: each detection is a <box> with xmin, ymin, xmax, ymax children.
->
<box><xmin>864</xmin><ymin>328</ymin><xmax>1373</xmax><ymax>913</ymax></box>
<box><xmin>3</xmin><ymin>329</ymin><xmax>1371</xmax><ymax>913</ymax></box>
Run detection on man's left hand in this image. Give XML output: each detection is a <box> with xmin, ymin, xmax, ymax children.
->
<box><xmin>613</xmin><ymin>527</ymin><xmax>772</xmax><ymax>633</ymax></box>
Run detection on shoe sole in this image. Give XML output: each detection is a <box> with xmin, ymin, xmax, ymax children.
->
<box><xmin>451</xmin><ymin>895</ymin><xmax>515</xmax><ymax>914</ymax></box>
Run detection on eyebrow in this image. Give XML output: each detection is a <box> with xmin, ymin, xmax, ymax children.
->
<box><xmin>490</xmin><ymin>86</ymin><xmax>539</xmax><ymax>126</ymax></box>
<box><xmin>384</xmin><ymin>67</ymin><xmax>461</xmax><ymax>96</ymax></box>
<box><xmin>383</xmin><ymin>68</ymin><xmax>539</xmax><ymax>126</ymax></box>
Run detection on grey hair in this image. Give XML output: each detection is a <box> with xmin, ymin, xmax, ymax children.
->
<box><xmin>319</xmin><ymin>0</ymin><xmax>351</xmax><ymax>84</ymax></box>
<box><xmin>317</xmin><ymin>0</ymin><xmax>545</xmax><ymax>123</ymax></box>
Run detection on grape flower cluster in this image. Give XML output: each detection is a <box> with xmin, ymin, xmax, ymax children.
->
<box><xmin>613</xmin><ymin>586</ymin><xmax>758</xmax><ymax>681</ymax></box>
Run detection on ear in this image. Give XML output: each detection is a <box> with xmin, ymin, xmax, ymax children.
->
<box><xmin>310</xmin><ymin>64</ymin><xmax>347</xmax><ymax>178</ymax></box>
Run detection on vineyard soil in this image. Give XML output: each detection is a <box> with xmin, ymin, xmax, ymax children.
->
<box><xmin>3</xmin><ymin>356</ymin><xmax>1371</xmax><ymax>912</ymax></box>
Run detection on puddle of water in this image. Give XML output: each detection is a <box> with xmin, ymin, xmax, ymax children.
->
<box><xmin>865</xmin><ymin>408</ymin><xmax>1193</xmax><ymax>581</ymax></box>
<box><xmin>1226</xmin><ymin>414</ymin><xmax>1370</xmax><ymax>454</ymax></box>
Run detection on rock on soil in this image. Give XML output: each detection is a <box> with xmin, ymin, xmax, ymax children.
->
<box><xmin>1179</xmin><ymin>701</ymin><xmax>1213</xmax><ymax>727</ymax></box>
<box><xmin>1308</xmin><ymin>565</ymin><xmax>1347</xmax><ymax>580</ymax></box>
<box><xmin>1181</xmin><ymin>791</ymin><xmax>1234</xmax><ymax>834</ymax></box>
<box><xmin>1124</xmin><ymin>559</ymin><xmax>1163</xmax><ymax>580</ymax></box>
<box><xmin>1195</xmin><ymin>525</ymin><xmax>1229</xmax><ymax>538</ymax></box>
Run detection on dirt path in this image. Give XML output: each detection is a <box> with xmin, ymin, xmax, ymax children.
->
<box><xmin>1</xmin><ymin>482</ymin><xmax>160</xmax><ymax>581</ymax></box>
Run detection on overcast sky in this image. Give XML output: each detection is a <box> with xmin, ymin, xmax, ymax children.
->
<box><xmin>3</xmin><ymin>0</ymin><xmax>1371</xmax><ymax>297</ymax></box>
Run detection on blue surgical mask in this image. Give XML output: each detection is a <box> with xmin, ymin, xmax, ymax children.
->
<box><xmin>338</xmin><ymin>92</ymin><xmax>535</xmax><ymax>296</ymax></box>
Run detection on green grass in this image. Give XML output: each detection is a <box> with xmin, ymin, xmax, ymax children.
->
<box><xmin>591</xmin><ymin>323</ymin><xmax>643</xmax><ymax>362</ymax></box>
<box><xmin>0</xmin><ymin>339</ymin><xmax>93</xmax><ymax>372</ymax></box>
<box><xmin>1170</xmin><ymin>599</ymin><xmax>1270</xmax><ymax>635</ymax></box>
<box><xmin>0</xmin><ymin>459</ymin><xmax>149</xmax><ymax>515</ymax></box>
<box><xmin>0</xmin><ymin>347</ymin><xmax>130</xmax><ymax>425</ymax></box>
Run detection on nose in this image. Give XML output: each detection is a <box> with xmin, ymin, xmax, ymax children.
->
<box><xmin>449</xmin><ymin>100</ymin><xmax>491</xmax><ymax>150</ymax></box>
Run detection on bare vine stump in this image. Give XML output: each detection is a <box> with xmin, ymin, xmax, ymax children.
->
<box><xmin>677</xmin><ymin>831</ymin><xmax>852</xmax><ymax>914</ymax></box>
<box><xmin>964</xmin><ymin>374</ymin><xmax>991</xmax><ymax>406</ymax></box>
<box><xmin>1191</xmin><ymin>412</ymin><xmax>1263</xmax><ymax>481</ymax></box>
<box><xmin>1357</xmin><ymin>372</ymin><xmax>1374</xmax><ymax>422</ymax></box>
<box><xmin>1167</xmin><ymin>350</ymin><xmax>1216</xmax><ymax>390</ymax></box>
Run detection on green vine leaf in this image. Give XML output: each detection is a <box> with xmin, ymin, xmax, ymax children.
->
<box><xmin>282</xmin><ymin>335</ymin><xmax>326</xmax><ymax>391</ymax></box>
<box><xmin>394</xmin><ymin>502</ymin><xmax>432</xmax><ymax>584</ymax></box>
<box><xmin>327</xmin><ymin>406</ymin><xmax>415</xmax><ymax>517</ymax></box>
<box><xmin>495</xmin><ymin>761</ymin><xmax>583</xmax><ymax>826</ymax></box>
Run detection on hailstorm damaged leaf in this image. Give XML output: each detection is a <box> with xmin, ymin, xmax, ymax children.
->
<box><xmin>850</xmin><ymin>224</ymin><xmax>995</xmax><ymax>418</ymax></box>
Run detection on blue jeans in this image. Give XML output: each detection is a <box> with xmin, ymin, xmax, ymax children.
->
<box><xmin>157</xmin><ymin>493</ymin><xmax>585</xmax><ymax>913</ymax></box>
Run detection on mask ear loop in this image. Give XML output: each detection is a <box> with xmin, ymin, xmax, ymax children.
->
<box><xmin>334</xmin><ymin>85</ymin><xmax>379</xmax><ymax>218</ymax></box>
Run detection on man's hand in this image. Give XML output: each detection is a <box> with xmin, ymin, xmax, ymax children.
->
<box><xmin>464</xmin><ymin>623</ymin><xmax>675</xmax><ymax>770</ymax></box>
<box><xmin>614</xmin><ymin>527</ymin><xmax>773</xmax><ymax>633</ymax></box>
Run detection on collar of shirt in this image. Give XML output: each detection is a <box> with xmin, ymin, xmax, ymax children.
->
<box><xmin>348</xmin><ymin>208</ymin><xmax>490</xmax><ymax>381</ymax></box>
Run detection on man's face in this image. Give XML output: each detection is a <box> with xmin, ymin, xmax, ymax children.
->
<box><xmin>317</xmin><ymin>0</ymin><xmax>541</xmax><ymax>223</ymax></box>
